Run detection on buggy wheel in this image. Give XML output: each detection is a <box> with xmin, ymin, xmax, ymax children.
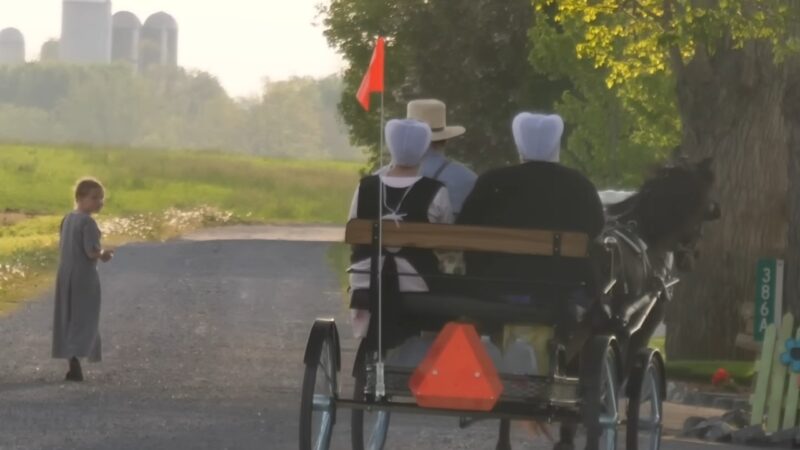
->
<box><xmin>351</xmin><ymin>364</ymin><xmax>390</xmax><ymax>450</ymax></box>
<box><xmin>300</xmin><ymin>323</ymin><xmax>338</xmax><ymax>450</ymax></box>
<box><xmin>626</xmin><ymin>351</ymin><xmax>664</xmax><ymax>450</ymax></box>
<box><xmin>581</xmin><ymin>337</ymin><xmax>621</xmax><ymax>450</ymax></box>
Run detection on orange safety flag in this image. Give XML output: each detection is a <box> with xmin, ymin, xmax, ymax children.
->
<box><xmin>356</xmin><ymin>37</ymin><xmax>385</xmax><ymax>111</ymax></box>
<box><xmin>409</xmin><ymin>322</ymin><xmax>504</xmax><ymax>411</ymax></box>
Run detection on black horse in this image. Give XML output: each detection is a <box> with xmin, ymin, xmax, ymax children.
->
<box><xmin>497</xmin><ymin>157</ymin><xmax>720</xmax><ymax>450</ymax></box>
<box><xmin>601</xmin><ymin>157</ymin><xmax>719</xmax><ymax>364</ymax></box>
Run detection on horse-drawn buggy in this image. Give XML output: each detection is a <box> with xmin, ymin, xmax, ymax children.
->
<box><xmin>300</xmin><ymin>159</ymin><xmax>718</xmax><ymax>450</ymax></box>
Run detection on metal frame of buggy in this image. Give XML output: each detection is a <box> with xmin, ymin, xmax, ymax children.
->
<box><xmin>300</xmin><ymin>218</ymin><xmax>671</xmax><ymax>450</ymax></box>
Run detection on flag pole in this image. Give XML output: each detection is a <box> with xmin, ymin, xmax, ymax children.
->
<box><xmin>356</xmin><ymin>35</ymin><xmax>387</xmax><ymax>399</ymax></box>
<box><xmin>375</xmin><ymin>85</ymin><xmax>386</xmax><ymax>399</ymax></box>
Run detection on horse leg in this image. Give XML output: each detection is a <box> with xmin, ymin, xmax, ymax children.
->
<box><xmin>553</xmin><ymin>421</ymin><xmax>576</xmax><ymax>450</ymax></box>
<box><xmin>628</xmin><ymin>297</ymin><xmax>666</xmax><ymax>357</ymax></box>
<box><xmin>496</xmin><ymin>419</ymin><xmax>512</xmax><ymax>450</ymax></box>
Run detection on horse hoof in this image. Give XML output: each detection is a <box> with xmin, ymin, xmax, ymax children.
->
<box><xmin>65</xmin><ymin>370</ymin><xmax>84</xmax><ymax>382</ymax></box>
<box><xmin>553</xmin><ymin>443</ymin><xmax>574</xmax><ymax>450</ymax></box>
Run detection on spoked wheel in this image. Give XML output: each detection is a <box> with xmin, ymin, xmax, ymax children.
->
<box><xmin>626</xmin><ymin>351</ymin><xmax>664</xmax><ymax>450</ymax></box>
<box><xmin>351</xmin><ymin>365</ymin><xmax>390</xmax><ymax>450</ymax></box>
<box><xmin>300</xmin><ymin>322</ymin><xmax>339</xmax><ymax>450</ymax></box>
<box><xmin>580</xmin><ymin>336</ymin><xmax>621</xmax><ymax>450</ymax></box>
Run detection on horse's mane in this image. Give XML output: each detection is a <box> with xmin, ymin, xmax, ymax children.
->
<box><xmin>607</xmin><ymin>158</ymin><xmax>714</xmax><ymax>243</ymax></box>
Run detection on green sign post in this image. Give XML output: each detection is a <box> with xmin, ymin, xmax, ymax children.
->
<box><xmin>755</xmin><ymin>258</ymin><xmax>784</xmax><ymax>342</ymax></box>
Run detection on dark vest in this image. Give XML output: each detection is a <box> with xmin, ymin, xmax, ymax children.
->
<box><xmin>351</xmin><ymin>175</ymin><xmax>443</xmax><ymax>289</ymax></box>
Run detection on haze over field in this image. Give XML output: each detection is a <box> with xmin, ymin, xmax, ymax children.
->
<box><xmin>0</xmin><ymin>1</ymin><xmax>362</xmax><ymax>160</ymax></box>
<box><xmin>0</xmin><ymin>0</ymin><xmax>344</xmax><ymax>97</ymax></box>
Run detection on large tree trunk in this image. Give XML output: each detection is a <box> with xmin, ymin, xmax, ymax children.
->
<box><xmin>783</xmin><ymin>68</ymin><xmax>800</xmax><ymax>321</ymax></box>
<box><xmin>666</xmin><ymin>42</ymin><xmax>792</xmax><ymax>359</ymax></box>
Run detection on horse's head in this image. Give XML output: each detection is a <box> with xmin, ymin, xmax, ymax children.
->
<box><xmin>671</xmin><ymin>158</ymin><xmax>720</xmax><ymax>271</ymax></box>
<box><xmin>612</xmin><ymin>157</ymin><xmax>719</xmax><ymax>271</ymax></box>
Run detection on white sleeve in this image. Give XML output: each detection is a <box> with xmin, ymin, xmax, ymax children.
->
<box><xmin>348</xmin><ymin>187</ymin><xmax>359</xmax><ymax>220</ymax></box>
<box><xmin>428</xmin><ymin>187</ymin><xmax>455</xmax><ymax>224</ymax></box>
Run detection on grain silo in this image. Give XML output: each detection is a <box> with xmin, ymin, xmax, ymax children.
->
<box><xmin>140</xmin><ymin>12</ymin><xmax>178</xmax><ymax>70</ymax></box>
<box><xmin>0</xmin><ymin>28</ymin><xmax>25</xmax><ymax>65</ymax></box>
<box><xmin>60</xmin><ymin>0</ymin><xmax>112</xmax><ymax>63</ymax></box>
<box><xmin>112</xmin><ymin>11</ymin><xmax>141</xmax><ymax>66</ymax></box>
<box><xmin>40</xmin><ymin>39</ymin><xmax>60</xmax><ymax>62</ymax></box>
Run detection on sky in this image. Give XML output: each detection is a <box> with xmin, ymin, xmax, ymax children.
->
<box><xmin>0</xmin><ymin>0</ymin><xmax>345</xmax><ymax>97</ymax></box>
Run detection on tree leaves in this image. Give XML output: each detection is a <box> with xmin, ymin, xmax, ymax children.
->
<box><xmin>322</xmin><ymin>0</ymin><xmax>568</xmax><ymax>171</ymax></box>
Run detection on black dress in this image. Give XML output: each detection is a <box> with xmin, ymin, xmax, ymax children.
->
<box><xmin>458</xmin><ymin>161</ymin><xmax>604</xmax><ymax>297</ymax></box>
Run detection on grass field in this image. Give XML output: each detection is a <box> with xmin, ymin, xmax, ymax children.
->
<box><xmin>0</xmin><ymin>145</ymin><xmax>360</xmax><ymax>222</ymax></box>
<box><xmin>0</xmin><ymin>144</ymin><xmax>361</xmax><ymax>313</ymax></box>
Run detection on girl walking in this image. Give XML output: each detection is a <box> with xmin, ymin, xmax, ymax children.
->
<box><xmin>52</xmin><ymin>178</ymin><xmax>114</xmax><ymax>382</ymax></box>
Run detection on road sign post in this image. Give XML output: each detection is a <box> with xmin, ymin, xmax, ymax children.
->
<box><xmin>755</xmin><ymin>258</ymin><xmax>785</xmax><ymax>342</ymax></box>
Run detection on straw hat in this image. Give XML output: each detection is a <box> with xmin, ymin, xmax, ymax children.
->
<box><xmin>406</xmin><ymin>99</ymin><xmax>466</xmax><ymax>142</ymax></box>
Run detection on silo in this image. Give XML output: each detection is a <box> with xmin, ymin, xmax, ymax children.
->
<box><xmin>140</xmin><ymin>12</ymin><xmax>178</xmax><ymax>70</ymax></box>
<box><xmin>60</xmin><ymin>0</ymin><xmax>112</xmax><ymax>63</ymax></box>
<box><xmin>0</xmin><ymin>28</ymin><xmax>25</xmax><ymax>65</ymax></box>
<box><xmin>40</xmin><ymin>39</ymin><xmax>60</xmax><ymax>62</ymax></box>
<box><xmin>112</xmin><ymin>11</ymin><xmax>141</xmax><ymax>66</ymax></box>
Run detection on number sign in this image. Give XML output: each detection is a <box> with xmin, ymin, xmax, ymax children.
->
<box><xmin>755</xmin><ymin>259</ymin><xmax>784</xmax><ymax>342</ymax></box>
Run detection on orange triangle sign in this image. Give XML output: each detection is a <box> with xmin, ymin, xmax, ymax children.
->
<box><xmin>409</xmin><ymin>322</ymin><xmax>503</xmax><ymax>411</ymax></box>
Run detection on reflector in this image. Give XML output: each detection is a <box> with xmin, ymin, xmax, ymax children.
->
<box><xmin>409</xmin><ymin>322</ymin><xmax>503</xmax><ymax>411</ymax></box>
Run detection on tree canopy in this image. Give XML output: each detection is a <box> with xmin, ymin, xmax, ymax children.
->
<box><xmin>536</xmin><ymin>0</ymin><xmax>800</xmax><ymax>358</ymax></box>
<box><xmin>322</xmin><ymin>0</ymin><xmax>695</xmax><ymax>187</ymax></box>
<box><xmin>322</xmin><ymin>0</ymin><xmax>569</xmax><ymax>171</ymax></box>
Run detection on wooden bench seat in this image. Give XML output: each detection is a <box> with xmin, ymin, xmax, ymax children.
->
<box><xmin>344</xmin><ymin>219</ymin><xmax>590</xmax><ymax>258</ymax></box>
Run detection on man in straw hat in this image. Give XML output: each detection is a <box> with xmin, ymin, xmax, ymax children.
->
<box><xmin>380</xmin><ymin>99</ymin><xmax>477</xmax><ymax>216</ymax></box>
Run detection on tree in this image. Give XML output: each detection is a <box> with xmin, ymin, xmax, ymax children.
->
<box><xmin>321</xmin><ymin>0</ymin><xmax>569</xmax><ymax>171</ymax></box>
<box><xmin>540</xmin><ymin>0</ymin><xmax>800</xmax><ymax>358</ymax></box>
<box><xmin>530</xmin><ymin>9</ymin><xmax>680</xmax><ymax>188</ymax></box>
<box><xmin>55</xmin><ymin>66</ymin><xmax>153</xmax><ymax>146</ymax></box>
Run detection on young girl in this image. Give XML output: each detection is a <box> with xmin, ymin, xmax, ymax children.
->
<box><xmin>52</xmin><ymin>178</ymin><xmax>114</xmax><ymax>382</ymax></box>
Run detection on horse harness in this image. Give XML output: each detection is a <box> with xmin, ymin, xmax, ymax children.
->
<box><xmin>603</xmin><ymin>221</ymin><xmax>652</xmax><ymax>296</ymax></box>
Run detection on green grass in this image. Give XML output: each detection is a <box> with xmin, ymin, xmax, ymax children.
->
<box><xmin>0</xmin><ymin>216</ymin><xmax>61</xmax><ymax>314</ymax></box>
<box><xmin>666</xmin><ymin>360</ymin><xmax>756</xmax><ymax>385</ymax></box>
<box><xmin>648</xmin><ymin>336</ymin><xmax>755</xmax><ymax>385</ymax></box>
<box><xmin>650</xmin><ymin>336</ymin><xmax>665</xmax><ymax>356</ymax></box>
<box><xmin>0</xmin><ymin>144</ymin><xmax>360</xmax><ymax>223</ymax></box>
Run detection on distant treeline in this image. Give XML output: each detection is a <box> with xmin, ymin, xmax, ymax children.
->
<box><xmin>0</xmin><ymin>64</ymin><xmax>362</xmax><ymax>161</ymax></box>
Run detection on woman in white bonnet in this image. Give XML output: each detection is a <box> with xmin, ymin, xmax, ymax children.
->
<box><xmin>347</xmin><ymin>119</ymin><xmax>454</xmax><ymax>340</ymax></box>
<box><xmin>458</xmin><ymin>112</ymin><xmax>604</xmax><ymax>292</ymax></box>
<box><xmin>460</xmin><ymin>114</ymin><xmax>605</xmax><ymax>449</ymax></box>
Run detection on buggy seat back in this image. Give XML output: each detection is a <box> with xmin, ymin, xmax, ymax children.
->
<box><xmin>345</xmin><ymin>219</ymin><xmax>593</xmax><ymax>324</ymax></box>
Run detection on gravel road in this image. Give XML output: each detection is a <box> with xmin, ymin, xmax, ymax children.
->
<box><xmin>0</xmin><ymin>239</ymin><xmax>749</xmax><ymax>449</ymax></box>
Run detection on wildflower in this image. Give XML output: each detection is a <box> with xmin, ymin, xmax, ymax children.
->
<box><xmin>711</xmin><ymin>368</ymin><xmax>730</xmax><ymax>386</ymax></box>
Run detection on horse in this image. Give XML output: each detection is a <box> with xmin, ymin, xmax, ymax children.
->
<box><xmin>496</xmin><ymin>157</ymin><xmax>720</xmax><ymax>450</ymax></box>
<box><xmin>602</xmin><ymin>156</ymin><xmax>719</xmax><ymax>363</ymax></box>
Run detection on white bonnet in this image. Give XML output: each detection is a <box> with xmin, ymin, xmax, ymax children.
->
<box><xmin>512</xmin><ymin>112</ymin><xmax>565</xmax><ymax>163</ymax></box>
<box><xmin>386</xmin><ymin>119</ymin><xmax>432</xmax><ymax>167</ymax></box>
